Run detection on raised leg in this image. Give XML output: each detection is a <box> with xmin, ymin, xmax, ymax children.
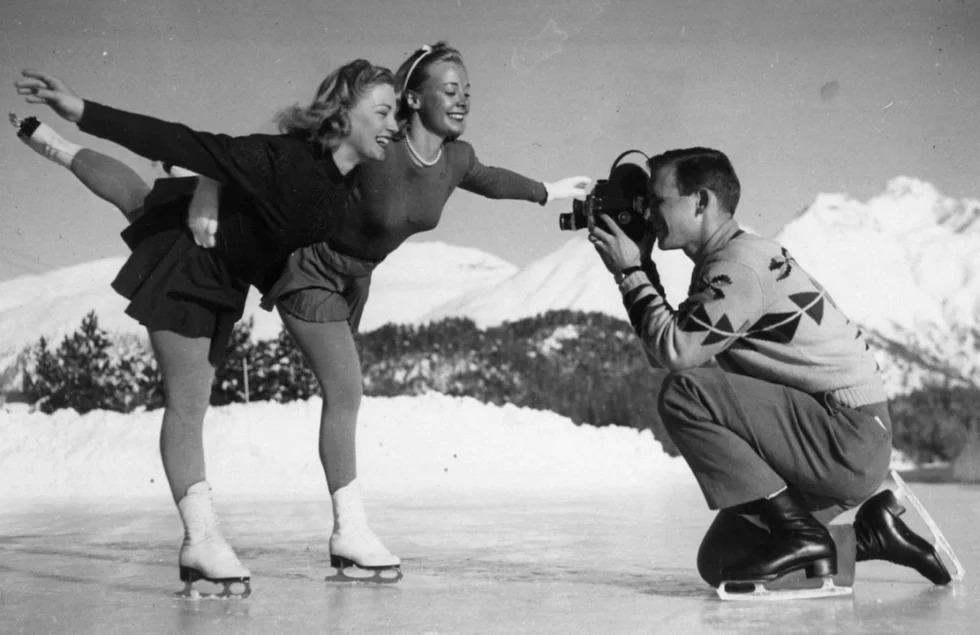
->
<box><xmin>12</xmin><ymin>112</ymin><xmax>151</xmax><ymax>220</ymax></box>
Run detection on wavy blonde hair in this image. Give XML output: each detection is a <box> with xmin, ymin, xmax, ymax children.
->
<box><xmin>276</xmin><ymin>59</ymin><xmax>394</xmax><ymax>153</ymax></box>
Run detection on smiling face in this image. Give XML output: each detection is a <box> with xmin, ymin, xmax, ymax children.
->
<box><xmin>411</xmin><ymin>61</ymin><xmax>470</xmax><ymax>139</ymax></box>
<box><xmin>345</xmin><ymin>82</ymin><xmax>399</xmax><ymax>162</ymax></box>
<box><xmin>647</xmin><ymin>164</ymin><xmax>699</xmax><ymax>252</ymax></box>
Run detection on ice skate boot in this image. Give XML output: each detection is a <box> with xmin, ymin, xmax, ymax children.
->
<box><xmin>9</xmin><ymin>112</ymin><xmax>80</xmax><ymax>168</ymax></box>
<box><xmin>325</xmin><ymin>480</ymin><xmax>402</xmax><ymax>584</ymax></box>
<box><xmin>887</xmin><ymin>471</ymin><xmax>965</xmax><ymax>581</ymax></box>
<box><xmin>717</xmin><ymin>489</ymin><xmax>852</xmax><ymax>601</ymax></box>
<box><xmin>176</xmin><ymin>481</ymin><xmax>251</xmax><ymax>599</ymax></box>
<box><xmin>854</xmin><ymin>489</ymin><xmax>951</xmax><ymax>584</ymax></box>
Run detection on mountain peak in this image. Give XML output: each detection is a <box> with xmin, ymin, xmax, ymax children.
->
<box><xmin>798</xmin><ymin>177</ymin><xmax>980</xmax><ymax>237</ymax></box>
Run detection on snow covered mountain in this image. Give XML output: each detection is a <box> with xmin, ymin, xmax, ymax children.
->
<box><xmin>777</xmin><ymin>177</ymin><xmax>980</xmax><ymax>394</ymax></box>
<box><xmin>0</xmin><ymin>241</ymin><xmax>516</xmax><ymax>374</ymax></box>
<box><xmin>776</xmin><ymin>177</ymin><xmax>980</xmax><ymax>331</ymax></box>
<box><xmin>421</xmin><ymin>234</ymin><xmax>694</xmax><ymax>328</ymax></box>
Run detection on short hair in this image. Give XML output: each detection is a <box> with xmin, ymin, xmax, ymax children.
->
<box><xmin>393</xmin><ymin>41</ymin><xmax>466</xmax><ymax>124</ymax></box>
<box><xmin>648</xmin><ymin>147</ymin><xmax>741</xmax><ymax>215</ymax></box>
<box><xmin>275</xmin><ymin>59</ymin><xmax>394</xmax><ymax>153</ymax></box>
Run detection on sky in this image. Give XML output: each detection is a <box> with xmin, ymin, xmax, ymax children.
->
<box><xmin>1</xmin><ymin>0</ymin><xmax>978</xmax><ymax>281</ymax></box>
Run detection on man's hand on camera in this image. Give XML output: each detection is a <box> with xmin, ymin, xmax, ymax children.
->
<box><xmin>589</xmin><ymin>214</ymin><xmax>642</xmax><ymax>277</ymax></box>
<box><xmin>637</xmin><ymin>222</ymin><xmax>658</xmax><ymax>262</ymax></box>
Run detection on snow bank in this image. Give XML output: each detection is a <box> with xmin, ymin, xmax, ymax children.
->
<box><xmin>0</xmin><ymin>393</ymin><xmax>690</xmax><ymax>501</ymax></box>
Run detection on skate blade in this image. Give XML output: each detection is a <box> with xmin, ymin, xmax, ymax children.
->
<box><xmin>717</xmin><ymin>577</ymin><xmax>852</xmax><ymax>602</ymax></box>
<box><xmin>325</xmin><ymin>559</ymin><xmax>403</xmax><ymax>585</ymax></box>
<box><xmin>891</xmin><ymin>470</ymin><xmax>966</xmax><ymax>581</ymax></box>
<box><xmin>176</xmin><ymin>575</ymin><xmax>251</xmax><ymax>600</ymax></box>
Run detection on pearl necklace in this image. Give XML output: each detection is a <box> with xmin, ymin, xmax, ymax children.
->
<box><xmin>405</xmin><ymin>135</ymin><xmax>443</xmax><ymax>167</ymax></box>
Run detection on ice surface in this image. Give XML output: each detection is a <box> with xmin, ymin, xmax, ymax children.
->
<box><xmin>0</xmin><ymin>395</ymin><xmax>975</xmax><ymax>632</ymax></box>
<box><xmin>1</xmin><ymin>481</ymin><xmax>976</xmax><ymax>634</ymax></box>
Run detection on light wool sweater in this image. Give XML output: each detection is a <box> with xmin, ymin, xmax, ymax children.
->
<box><xmin>619</xmin><ymin>218</ymin><xmax>887</xmax><ymax>407</ymax></box>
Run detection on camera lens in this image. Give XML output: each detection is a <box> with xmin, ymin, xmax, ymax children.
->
<box><xmin>559</xmin><ymin>213</ymin><xmax>572</xmax><ymax>231</ymax></box>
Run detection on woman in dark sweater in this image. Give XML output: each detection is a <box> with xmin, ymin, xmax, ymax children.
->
<box><xmin>14</xmin><ymin>60</ymin><xmax>398</xmax><ymax>598</ymax></box>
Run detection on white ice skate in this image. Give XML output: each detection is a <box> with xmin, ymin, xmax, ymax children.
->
<box><xmin>176</xmin><ymin>481</ymin><xmax>252</xmax><ymax>599</ymax></box>
<box><xmin>326</xmin><ymin>480</ymin><xmax>403</xmax><ymax>584</ymax></box>
<box><xmin>891</xmin><ymin>470</ymin><xmax>966</xmax><ymax>581</ymax></box>
<box><xmin>9</xmin><ymin>112</ymin><xmax>79</xmax><ymax>168</ymax></box>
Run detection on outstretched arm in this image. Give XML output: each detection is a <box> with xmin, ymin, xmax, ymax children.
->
<box><xmin>458</xmin><ymin>146</ymin><xmax>590</xmax><ymax>204</ymax></box>
<box><xmin>16</xmin><ymin>69</ymin><xmax>280</xmax><ymax>197</ymax></box>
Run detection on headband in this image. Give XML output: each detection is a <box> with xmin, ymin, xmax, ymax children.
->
<box><xmin>403</xmin><ymin>44</ymin><xmax>433</xmax><ymax>93</ymax></box>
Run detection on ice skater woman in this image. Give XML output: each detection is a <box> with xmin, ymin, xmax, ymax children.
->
<box><xmin>12</xmin><ymin>42</ymin><xmax>591</xmax><ymax>584</ymax></box>
<box><xmin>185</xmin><ymin>41</ymin><xmax>591</xmax><ymax>577</ymax></box>
<box><xmin>13</xmin><ymin>61</ymin><xmax>399</xmax><ymax>598</ymax></box>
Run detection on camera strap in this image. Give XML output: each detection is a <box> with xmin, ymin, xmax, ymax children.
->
<box><xmin>610</xmin><ymin>149</ymin><xmax>651</xmax><ymax>171</ymax></box>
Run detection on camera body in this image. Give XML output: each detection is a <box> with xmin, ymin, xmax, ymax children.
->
<box><xmin>559</xmin><ymin>150</ymin><xmax>650</xmax><ymax>242</ymax></box>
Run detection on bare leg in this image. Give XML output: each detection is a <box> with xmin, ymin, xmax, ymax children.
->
<box><xmin>11</xmin><ymin>113</ymin><xmax>150</xmax><ymax>220</ymax></box>
<box><xmin>148</xmin><ymin>329</ymin><xmax>214</xmax><ymax>504</ymax></box>
<box><xmin>72</xmin><ymin>149</ymin><xmax>151</xmax><ymax>220</ymax></box>
<box><xmin>147</xmin><ymin>329</ymin><xmax>250</xmax><ymax>588</ymax></box>
<box><xmin>278</xmin><ymin>315</ymin><xmax>362</xmax><ymax>493</ymax></box>
<box><xmin>278</xmin><ymin>310</ymin><xmax>400</xmax><ymax>568</ymax></box>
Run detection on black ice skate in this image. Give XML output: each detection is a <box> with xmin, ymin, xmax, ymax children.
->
<box><xmin>877</xmin><ymin>471</ymin><xmax>966</xmax><ymax>582</ymax></box>
<box><xmin>717</xmin><ymin>488</ymin><xmax>851</xmax><ymax>601</ymax></box>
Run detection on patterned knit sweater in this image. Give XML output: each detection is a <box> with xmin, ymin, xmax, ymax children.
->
<box><xmin>618</xmin><ymin>218</ymin><xmax>887</xmax><ymax>407</ymax></box>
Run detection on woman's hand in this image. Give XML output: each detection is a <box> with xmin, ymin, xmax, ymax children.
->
<box><xmin>544</xmin><ymin>175</ymin><xmax>592</xmax><ymax>203</ymax></box>
<box><xmin>187</xmin><ymin>176</ymin><xmax>222</xmax><ymax>248</ymax></box>
<box><xmin>14</xmin><ymin>70</ymin><xmax>85</xmax><ymax>123</ymax></box>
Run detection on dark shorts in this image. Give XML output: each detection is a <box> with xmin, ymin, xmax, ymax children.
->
<box><xmin>261</xmin><ymin>241</ymin><xmax>380</xmax><ymax>334</ymax></box>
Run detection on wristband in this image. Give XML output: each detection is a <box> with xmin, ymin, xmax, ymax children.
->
<box><xmin>619</xmin><ymin>265</ymin><xmax>644</xmax><ymax>278</ymax></box>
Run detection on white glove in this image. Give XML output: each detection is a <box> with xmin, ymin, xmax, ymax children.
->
<box><xmin>187</xmin><ymin>176</ymin><xmax>221</xmax><ymax>248</ymax></box>
<box><xmin>543</xmin><ymin>175</ymin><xmax>593</xmax><ymax>204</ymax></box>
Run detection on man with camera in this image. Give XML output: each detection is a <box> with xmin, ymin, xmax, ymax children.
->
<box><xmin>588</xmin><ymin>147</ymin><xmax>952</xmax><ymax>598</ymax></box>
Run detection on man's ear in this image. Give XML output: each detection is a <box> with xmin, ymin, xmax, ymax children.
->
<box><xmin>697</xmin><ymin>189</ymin><xmax>710</xmax><ymax>210</ymax></box>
